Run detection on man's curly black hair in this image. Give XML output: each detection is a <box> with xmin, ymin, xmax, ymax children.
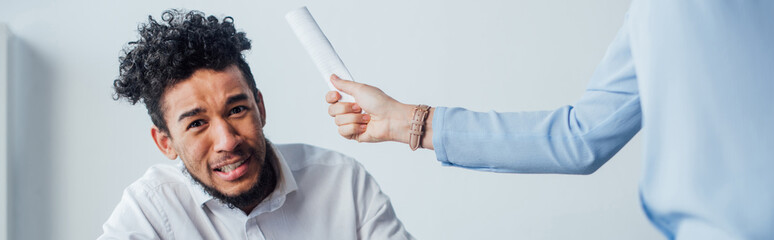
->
<box><xmin>114</xmin><ymin>9</ymin><xmax>257</xmax><ymax>134</ymax></box>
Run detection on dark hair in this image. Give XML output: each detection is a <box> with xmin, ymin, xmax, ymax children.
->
<box><xmin>113</xmin><ymin>9</ymin><xmax>257</xmax><ymax>134</ymax></box>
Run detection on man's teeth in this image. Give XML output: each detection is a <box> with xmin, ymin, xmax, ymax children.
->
<box><xmin>219</xmin><ymin>160</ymin><xmax>245</xmax><ymax>173</ymax></box>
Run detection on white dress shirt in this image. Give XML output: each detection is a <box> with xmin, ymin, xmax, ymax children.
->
<box><xmin>99</xmin><ymin>143</ymin><xmax>414</xmax><ymax>240</ymax></box>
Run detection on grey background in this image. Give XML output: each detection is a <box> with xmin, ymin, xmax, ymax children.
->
<box><xmin>0</xmin><ymin>0</ymin><xmax>663</xmax><ymax>239</ymax></box>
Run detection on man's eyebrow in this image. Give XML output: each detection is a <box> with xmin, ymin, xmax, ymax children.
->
<box><xmin>226</xmin><ymin>94</ymin><xmax>249</xmax><ymax>106</ymax></box>
<box><xmin>178</xmin><ymin>108</ymin><xmax>205</xmax><ymax>122</ymax></box>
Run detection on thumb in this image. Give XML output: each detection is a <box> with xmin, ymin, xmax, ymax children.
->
<box><xmin>330</xmin><ymin>74</ymin><xmax>358</xmax><ymax>95</ymax></box>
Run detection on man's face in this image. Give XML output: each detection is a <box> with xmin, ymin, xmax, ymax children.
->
<box><xmin>151</xmin><ymin>65</ymin><xmax>266</xmax><ymax>197</ymax></box>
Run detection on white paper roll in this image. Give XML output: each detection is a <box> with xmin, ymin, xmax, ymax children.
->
<box><xmin>286</xmin><ymin>6</ymin><xmax>356</xmax><ymax>102</ymax></box>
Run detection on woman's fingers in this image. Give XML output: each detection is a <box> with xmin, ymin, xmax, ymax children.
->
<box><xmin>328</xmin><ymin>102</ymin><xmax>361</xmax><ymax>117</ymax></box>
<box><xmin>338</xmin><ymin>123</ymin><xmax>367</xmax><ymax>140</ymax></box>
<box><xmin>334</xmin><ymin>113</ymin><xmax>370</xmax><ymax>126</ymax></box>
<box><xmin>325</xmin><ymin>91</ymin><xmax>341</xmax><ymax>104</ymax></box>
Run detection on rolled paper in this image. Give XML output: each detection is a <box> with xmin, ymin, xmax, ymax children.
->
<box><xmin>286</xmin><ymin>6</ymin><xmax>356</xmax><ymax>102</ymax></box>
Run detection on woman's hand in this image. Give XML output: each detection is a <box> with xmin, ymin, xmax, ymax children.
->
<box><xmin>325</xmin><ymin>74</ymin><xmax>414</xmax><ymax>144</ymax></box>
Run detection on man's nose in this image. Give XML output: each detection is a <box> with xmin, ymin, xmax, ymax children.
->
<box><xmin>212</xmin><ymin>119</ymin><xmax>242</xmax><ymax>152</ymax></box>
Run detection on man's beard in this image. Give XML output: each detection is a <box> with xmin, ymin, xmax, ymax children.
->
<box><xmin>183</xmin><ymin>145</ymin><xmax>278</xmax><ymax>210</ymax></box>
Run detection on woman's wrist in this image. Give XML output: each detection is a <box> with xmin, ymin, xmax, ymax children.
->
<box><xmin>421</xmin><ymin>107</ymin><xmax>434</xmax><ymax>150</ymax></box>
<box><xmin>387</xmin><ymin>103</ymin><xmax>414</xmax><ymax>144</ymax></box>
<box><xmin>386</xmin><ymin>103</ymin><xmax>434</xmax><ymax>150</ymax></box>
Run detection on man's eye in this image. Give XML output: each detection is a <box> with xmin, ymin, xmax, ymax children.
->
<box><xmin>230</xmin><ymin>106</ymin><xmax>248</xmax><ymax>115</ymax></box>
<box><xmin>187</xmin><ymin>120</ymin><xmax>205</xmax><ymax>129</ymax></box>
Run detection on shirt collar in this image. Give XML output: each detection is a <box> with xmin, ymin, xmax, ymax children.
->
<box><xmin>185</xmin><ymin>142</ymin><xmax>298</xmax><ymax>213</ymax></box>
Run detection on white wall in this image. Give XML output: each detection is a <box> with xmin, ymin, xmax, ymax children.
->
<box><xmin>0</xmin><ymin>0</ymin><xmax>663</xmax><ymax>239</ymax></box>
<box><xmin>0</xmin><ymin>22</ymin><xmax>8</xmax><ymax>240</ymax></box>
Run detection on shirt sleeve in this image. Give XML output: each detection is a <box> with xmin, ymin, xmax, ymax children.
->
<box><xmin>352</xmin><ymin>162</ymin><xmax>415</xmax><ymax>240</ymax></box>
<box><xmin>98</xmin><ymin>185</ymin><xmax>170</xmax><ymax>240</ymax></box>
<box><xmin>433</xmin><ymin>14</ymin><xmax>640</xmax><ymax>174</ymax></box>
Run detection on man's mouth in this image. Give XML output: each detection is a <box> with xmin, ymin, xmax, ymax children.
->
<box><xmin>213</xmin><ymin>154</ymin><xmax>252</xmax><ymax>181</ymax></box>
<box><xmin>215</xmin><ymin>159</ymin><xmax>246</xmax><ymax>173</ymax></box>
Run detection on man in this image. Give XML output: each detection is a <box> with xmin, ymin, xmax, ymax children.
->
<box><xmin>326</xmin><ymin>1</ymin><xmax>774</xmax><ymax>239</ymax></box>
<box><xmin>100</xmin><ymin>10</ymin><xmax>413</xmax><ymax>239</ymax></box>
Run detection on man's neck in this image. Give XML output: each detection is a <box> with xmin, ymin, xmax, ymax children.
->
<box><xmin>239</xmin><ymin>145</ymin><xmax>279</xmax><ymax>214</ymax></box>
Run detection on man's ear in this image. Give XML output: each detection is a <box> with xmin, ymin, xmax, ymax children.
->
<box><xmin>256</xmin><ymin>91</ymin><xmax>266</xmax><ymax>127</ymax></box>
<box><xmin>151</xmin><ymin>126</ymin><xmax>178</xmax><ymax>160</ymax></box>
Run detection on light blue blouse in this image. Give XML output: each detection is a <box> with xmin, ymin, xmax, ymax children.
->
<box><xmin>433</xmin><ymin>1</ymin><xmax>774</xmax><ymax>239</ymax></box>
